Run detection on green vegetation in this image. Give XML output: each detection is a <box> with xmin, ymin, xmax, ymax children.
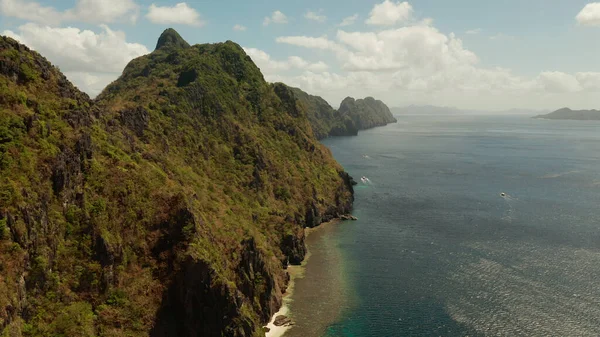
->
<box><xmin>277</xmin><ymin>84</ymin><xmax>358</xmax><ymax>139</ymax></box>
<box><xmin>274</xmin><ymin>84</ymin><xmax>396</xmax><ymax>139</ymax></box>
<box><xmin>338</xmin><ymin>96</ymin><xmax>397</xmax><ymax>130</ymax></box>
<box><xmin>0</xmin><ymin>29</ymin><xmax>353</xmax><ymax>337</ymax></box>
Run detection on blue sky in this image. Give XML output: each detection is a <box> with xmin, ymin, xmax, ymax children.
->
<box><xmin>2</xmin><ymin>0</ymin><xmax>600</xmax><ymax>110</ymax></box>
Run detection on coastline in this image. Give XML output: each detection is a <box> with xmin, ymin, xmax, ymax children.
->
<box><xmin>265</xmin><ymin>218</ymin><xmax>351</xmax><ymax>337</ymax></box>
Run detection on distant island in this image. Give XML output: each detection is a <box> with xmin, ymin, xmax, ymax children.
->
<box><xmin>280</xmin><ymin>84</ymin><xmax>397</xmax><ymax>140</ymax></box>
<box><xmin>534</xmin><ymin>107</ymin><xmax>600</xmax><ymax>120</ymax></box>
<box><xmin>393</xmin><ymin>105</ymin><xmax>548</xmax><ymax>116</ymax></box>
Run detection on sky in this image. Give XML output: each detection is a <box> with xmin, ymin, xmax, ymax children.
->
<box><xmin>2</xmin><ymin>0</ymin><xmax>600</xmax><ymax>110</ymax></box>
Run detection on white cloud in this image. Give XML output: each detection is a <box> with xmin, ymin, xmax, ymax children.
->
<box><xmin>268</xmin><ymin>3</ymin><xmax>600</xmax><ymax>109</ymax></box>
<box><xmin>272</xmin><ymin>20</ymin><xmax>600</xmax><ymax>109</ymax></box>
<box><xmin>576</xmin><ymin>3</ymin><xmax>600</xmax><ymax>26</ymax></box>
<box><xmin>276</xmin><ymin>35</ymin><xmax>344</xmax><ymax>53</ymax></box>
<box><xmin>305</xmin><ymin>10</ymin><xmax>326</xmax><ymax>23</ymax></box>
<box><xmin>466</xmin><ymin>28</ymin><xmax>482</xmax><ymax>35</ymax></box>
<box><xmin>366</xmin><ymin>0</ymin><xmax>413</xmax><ymax>26</ymax></box>
<box><xmin>263</xmin><ymin>10</ymin><xmax>288</xmax><ymax>26</ymax></box>
<box><xmin>233</xmin><ymin>24</ymin><xmax>247</xmax><ymax>31</ymax></box>
<box><xmin>339</xmin><ymin>14</ymin><xmax>359</xmax><ymax>27</ymax></box>
<box><xmin>575</xmin><ymin>72</ymin><xmax>600</xmax><ymax>90</ymax></box>
<box><xmin>537</xmin><ymin>72</ymin><xmax>583</xmax><ymax>93</ymax></box>
<box><xmin>243</xmin><ymin>47</ymin><xmax>328</xmax><ymax>74</ymax></box>
<box><xmin>64</xmin><ymin>0</ymin><xmax>139</xmax><ymax>24</ymax></box>
<box><xmin>63</xmin><ymin>71</ymin><xmax>119</xmax><ymax>97</ymax></box>
<box><xmin>146</xmin><ymin>2</ymin><xmax>203</xmax><ymax>27</ymax></box>
<box><xmin>3</xmin><ymin>23</ymin><xmax>149</xmax><ymax>96</ymax></box>
<box><xmin>0</xmin><ymin>0</ymin><xmax>139</xmax><ymax>25</ymax></box>
<box><xmin>0</xmin><ymin>0</ymin><xmax>62</xmax><ymax>25</ymax></box>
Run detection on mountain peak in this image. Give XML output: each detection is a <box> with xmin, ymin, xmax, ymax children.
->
<box><xmin>155</xmin><ymin>28</ymin><xmax>190</xmax><ymax>50</ymax></box>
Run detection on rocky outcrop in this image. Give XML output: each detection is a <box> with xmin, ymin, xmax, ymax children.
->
<box><xmin>152</xmin><ymin>238</ymin><xmax>285</xmax><ymax>337</ymax></box>
<box><xmin>155</xmin><ymin>28</ymin><xmax>191</xmax><ymax>50</ymax></box>
<box><xmin>276</xmin><ymin>84</ymin><xmax>358</xmax><ymax>140</ymax></box>
<box><xmin>338</xmin><ymin>96</ymin><xmax>397</xmax><ymax>130</ymax></box>
<box><xmin>273</xmin><ymin>315</ymin><xmax>293</xmax><ymax>327</ymax></box>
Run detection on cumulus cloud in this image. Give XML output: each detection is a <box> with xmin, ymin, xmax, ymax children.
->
<box><xmin>63</xmin><ymin>71</ymin><xmax>120</xmax><ymax>96</ymax></box>
<box><xmin>243</xmin><ymin>47</ymin><xmax>329</xmax><ymax>74</ymax></box>
<box><xmin>366</xmin><ymin>0</ymin><xmax>413</xmax><ymax>26</ymax></box>
<box><xmin>3</xmin><ymin>23</ymin><xmax>149</xmax><ymax>96</ymax></box>
<box><xmin>263</xmin><ymin>10</ymin><xmax>288</xmax><ymax>26</ymax></box>
<box><xmin>0</xmin><ymin>0</ymin><xmax>62</xmax><ymax>25</ymax></box>
<box><xmin>273</xmin><ymin>5</ymin><xmax>600</xmax><ymax>109</ymax></box>
<box><xmin>305</xmin><ymin>10</ymin><xmax>326</xmax><ymax>23</ymax></box>
<box><xmin>0</xmin><ymin>0</ymin><xmax>139</xmax><ymax>25</ymax></box>
<box><xmin>64</xmin><ymin>0</ymin><xmax>139</xmax><ymax>24</ymax></box>
<box><xmin>576</xmin><ymin>3</ymin><xmax>600</xmax><ymax>26</ymax></box>
<box><xmin>537</xmin><ymin>72</ymin><xmax>583</xmax><ymax>93</ymax></box>
<box><xmin>233</xmin><ymin>24</ymin><xmax>247</xmax><ymax>31</ymax></box>
<box><xmin>339</xmin><ymin>14</ymin><xmax>359</xmax><ymax>27</ymax></box>
<box><xmin>575</xmin><ymin>72</ymin><xmax>600</xmax><ymax>90</ymax></box>
<box><xmin>146</xmin><ymin>2</ymin><xmax>204</xmax><ymax>27</ymax></box>
<box><xmin>275</xmin><ymin>36</ymin><xmax>344</xmax><ymax>53</ymax></box>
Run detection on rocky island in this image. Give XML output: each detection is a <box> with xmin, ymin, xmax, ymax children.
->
<box><xmin>276</xmin><ymin>84</ymin><xmax>397</xmax><ymax>140</ymax></box>
<box><xmin>338</xmin><ymin>96</ymin><xmax>397</xmax><ymax>130</ymax></box>
<box><xmin>280</xmin><ymin>85</ymin><xmax>358</xmax><ymax>140</ymax></box>
<box><xmin>534</xmin><ymin>107</ymin><xmax>600</xmax><ymax>120</ymax></box>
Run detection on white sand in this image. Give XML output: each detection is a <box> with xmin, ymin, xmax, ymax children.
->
<box><xmin>264</xmin><ymin>301</ymin><xmax>291</xmax><ymax>337</ymax></box>
<box><xmin>264</xmin><ymin>219</ymin><xmax>340</xmax><ymax>337</ymax></box>
<box><xmin>265</xmin><ymin>263</ymin><xmax>302</xmax><ymax>337</ymax></box>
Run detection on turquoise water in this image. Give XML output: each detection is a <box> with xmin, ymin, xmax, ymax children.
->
<box><xmin>321</xmin><ymin>115</ymin><xmax>600</xmax><ymax>336</ymax></box>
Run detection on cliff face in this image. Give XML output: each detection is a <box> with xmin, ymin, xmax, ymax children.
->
<box><xmin>279</xmin><ymin>84</ymin><xmax>358</xmax><ymax>140</ymax></box>
<box><xmin>338</xmin><ymin>96</ymin><xmax>397</xmax><ymax>130</ymax></box>
<box><xmin>534</xmin><ymin>107</ymin><xmax>600</xmax><ymax>120</ymax></box>
<box><xmin>0</xmin><ymin>29</ymin><xmax>353</xmax><ymax>337</ymax></box>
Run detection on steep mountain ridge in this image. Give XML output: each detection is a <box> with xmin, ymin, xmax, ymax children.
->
<box><xmin>274</xmin><ymin>85</ymin><xmax>395</xmax><ymax>140</ymax></box>
<box><xmin>280</xmin><ymin>84</ymin><xmax>358</xmax><ymax>139</ymax></box>
<box><xmin>0</xmin><ymin>30</ymin><xmax>354</xmax><ymax>337</ymax></box>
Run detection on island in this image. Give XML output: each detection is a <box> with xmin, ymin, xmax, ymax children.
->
<box><xmin>534</xmin><ymin>107</ymin><xmax>600</xmax><ymax>120</ymax></box>
<box><xmin>276</xmin><ymin>84</ymin><xmax>397</xmax><ymax>140</ymax></box>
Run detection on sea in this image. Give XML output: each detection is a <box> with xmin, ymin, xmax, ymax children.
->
<box><xmin>283</xmin><ymin>114</ymin><xmax>600</xmax><ymax>337</ymax></box>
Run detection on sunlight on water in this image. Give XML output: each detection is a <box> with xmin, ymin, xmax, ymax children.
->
<box><xmin>309</xmin><ymin>115</ymin><xmax>600</xmax><ymax>337</ymax></box>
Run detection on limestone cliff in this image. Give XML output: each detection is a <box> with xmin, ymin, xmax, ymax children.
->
<box><xmin>277</xmin><ymin>84</ymin><xmax>358</xmax><ymax>140</ymax></box>
<box><xmin>338</xmin><ymin>96</ymin><xmax>397</xmax><ymax>130</ymax></box>
<box><xmin>0</xmin><ymin>29</ymin><xmax>353</xmax><ymax>337</ymax></box>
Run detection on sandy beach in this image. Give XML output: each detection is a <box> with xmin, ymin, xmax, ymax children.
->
<box><xmin>265</xmin><ymin>219</ymin><xmax>352</xmax><ymax>337</ymax></box>
<box><xmin>264</xmin><ymin>262</ymin><xmax>303</xmax><ymax>337</ymax></box>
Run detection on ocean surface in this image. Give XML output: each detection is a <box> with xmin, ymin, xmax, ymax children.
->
<box><xmin>287</xmin><ymin>115</ymin><xmax>600</xmax><ymax>337</ymax></box>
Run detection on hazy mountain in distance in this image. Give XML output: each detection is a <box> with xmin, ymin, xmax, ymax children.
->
<box><xmin>534</xmin><ymin>107</ymin><xmax>600</xmax><ymax>120</ymax></box>
<box><xmin>392</xmin><ymin>105</ymin><xmax>549</xmax><ymax>116</ymax></box>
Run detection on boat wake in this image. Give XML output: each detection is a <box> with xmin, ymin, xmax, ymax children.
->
<box><xmin>500</xmin><ymin>192</ymin><xmax>518</xmax><ymax>222</ymax></box>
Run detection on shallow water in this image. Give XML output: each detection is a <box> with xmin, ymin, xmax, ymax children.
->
<box><xmin>283</xmin><ymin>222</ymin><xmax>354</xmax><ymax>337</ymax></box>
<box><xmin>295</xmin><ymin>115</ymin><xmax>600</xmax><ymax>336</ymax></box>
